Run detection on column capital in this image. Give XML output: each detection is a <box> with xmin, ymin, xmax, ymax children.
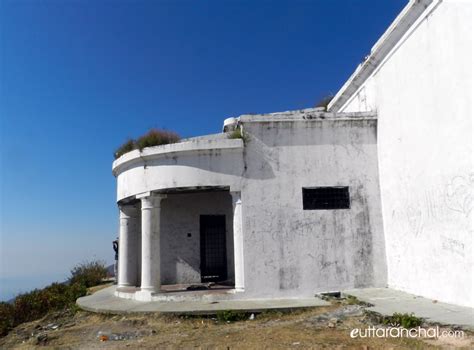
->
<box><xmin>230</xmin><ymin>191</ymin><xmax>241</xmax><ymax>202</ymax></box>
<box><xmin>137</xmin><ymin>193</ymin><xmax>167</xmax><ymax>209</ymax></box>
<box><xmin>118</xmin><ymin>203</ymin><xmax>140</xmax><ymax>218</ymax></box>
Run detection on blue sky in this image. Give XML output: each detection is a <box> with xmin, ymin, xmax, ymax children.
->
<box><xmin>0</xmin><ymin>0</ymin><xmax>406</xmax><ymax>300</ymax></box>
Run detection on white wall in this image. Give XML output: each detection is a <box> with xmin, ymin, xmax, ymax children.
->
<box><xmin>114</xmin><ymin>138</ymin><xmax>244</xmax><ymax>202</ymax></box>
<box><xmin>339</xmin><ymin>0</ymin><xmax>473</xmax><ymax>307</ymax></box>
<box><xmin>114</xmin><ymin>111</ymin><xmax>387</xmax><ymax>299</ymax></box>
<box><xmin>239</xmin><ymin>117</ymin><xmax>387</xmax><ymax>298</ymax></box>
<box><xmin>160</xmin><ymin>192</ymin><xmax>234</xmax><ymax>285</ymax></box>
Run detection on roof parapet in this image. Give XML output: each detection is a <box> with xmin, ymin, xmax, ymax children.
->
<box><xmin>328</xmin><ymin>0</ymin><xmax>435</xmax><ymax>112</ymax></box>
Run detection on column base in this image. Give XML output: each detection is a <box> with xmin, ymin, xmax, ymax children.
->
<box><xmin>135</xmin><ymin>289</ymin><xmax>156</xmax><ymax>302</ymax></box>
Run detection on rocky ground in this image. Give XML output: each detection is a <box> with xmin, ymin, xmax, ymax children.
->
<box><xmin>1</xmin><ymin>297</ymin><xmax>472</xmax><ymax>349</ymax></box>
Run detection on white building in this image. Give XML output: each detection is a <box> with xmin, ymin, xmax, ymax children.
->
<box><xmin>113</xmin><ymin>0</ymin><xmax>472</xmax><ymax>307</ymax></box>
<box><xmin>328</xmin><ymin>0</ymin><xmax>472</xmax><ymax>308</ymax></box>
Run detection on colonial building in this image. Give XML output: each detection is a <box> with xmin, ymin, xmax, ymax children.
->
<box><xmin>113</xmin><ymin>0</ymin><xmax>472</xmax><ymax>307</ymax></box>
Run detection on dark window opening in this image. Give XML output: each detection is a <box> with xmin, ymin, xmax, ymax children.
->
<box><xmin>302</xmin><ymin>187</ymin><xmax>350</xmax><ymax>210</ymax></box>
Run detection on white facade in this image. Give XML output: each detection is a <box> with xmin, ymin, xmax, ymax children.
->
<box><xmin>329</xmin><ymin>0</ymin><xmax>473</xmax><ymax>307</ymax></box>
<box><xmin>113</xmin><ymin>111</ymin><xmax>387</xmax><ymax>301</ymax></box>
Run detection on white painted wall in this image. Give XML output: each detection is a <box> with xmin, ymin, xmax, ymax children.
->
<box><xmin>239</xmin><ymin>116</ymin><xmax>387</xmax><ymax>298</ymax></box>
<box><xmin>114</xmin><ymin>111</ymin><xmax>387</xmax><ymax>299</ymax></box>
<box><xmin>114</xmin><ymin>138</ymin><xmax>244</xmax><ymax>202</ymax></box>
<box><xmin>339</xmin><ymin>0</ymin><xmax>473</xmax><ymax>307</ymax></box>
<box><xmin>160</xmin><ymin>192</ymin><xmax>234</xmax><ymax>285</ymax></box>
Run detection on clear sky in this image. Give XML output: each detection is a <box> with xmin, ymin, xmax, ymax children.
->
<box><xmin>0</xmin><ymin>0</ymin><xmax>406</xmax><ymax>300</ymax></box>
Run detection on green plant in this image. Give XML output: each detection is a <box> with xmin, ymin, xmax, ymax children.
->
<box><xmin>0</xmin><ymin>302</ymin><xmax>15</xmax><ymax>337</ymax></box>
<box><xmin>345</xmin><ymin>295</ymin><xmax>360</xmax><ymax>305</ymax></box>
<box><xmin>114</xmin><ymin>129</ymin><xmax>181</xmax><ymax>159</ymax></box>
<box><xmin>216</xmin><ymin>310</ymin><xmax>248</xmax><ymax>322</ymax></box>
<box><xmin>12</xmin><ymin>282</ymin><xmax>87</xmax><ymax>326</ymax></box>
<box><xmin>382</xmin><ymin>313</ymin><xmax>423</xmax><ymax>328</ymax></box>
<box><xmin>344</xmin><ymin>295</ymin><xmax>373</xmax><ymax>306</ymax></box>
<box><xmin>114</xmin><ymin>139</ymin><xmax>135</xmax><ymax>159</ymax></box>
<box><xmin>0</xmin><ymin>261</ymin><xmax>106</xmax><ymax>338</ymax></box>
<box><xmin>136</xmin><ymin>129</ymin><xmax>180</xmax><ymax>151</ymax></box>
<box><xmin>227</xmin><ymin>127</ymin><xmax>248</xmax><ymax>143</ymax></box>
<box><xmin>69</xmin><ymin>260</ymin><xmax>107</xmax><ymax>288</ymax></box>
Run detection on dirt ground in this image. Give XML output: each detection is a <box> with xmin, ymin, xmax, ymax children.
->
<box><xmin>1</xmin><ymin>298</ymin><xmax>472</xmax><ymax>349</ymax></box>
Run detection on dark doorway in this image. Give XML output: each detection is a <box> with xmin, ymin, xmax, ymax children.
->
<box><xmin>200</xmin><ymin>215</ymin><xmax>227</xmax><ymax>282</ymax></box>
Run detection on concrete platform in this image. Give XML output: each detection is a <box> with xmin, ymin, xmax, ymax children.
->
<box><xmin>77</xmin><ymin>286</ymin><xmax>330</xmax><ymax>314</ymax></box>
<box><xmin>343</xmin><ymin>288</ymin><xmax>474</xmax><ymax>329</ymax></box>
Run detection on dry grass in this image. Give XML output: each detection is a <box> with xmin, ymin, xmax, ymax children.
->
<box><xmin>114</xmin><ymin>129</ymin><xmax>181</xmax><ymax>159</ymax></box>
<box><xmin>2</xmin><ymin>300</ymin><xmax>468</xmax><ymax>349</ymax></box>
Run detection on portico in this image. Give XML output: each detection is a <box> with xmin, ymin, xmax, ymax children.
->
<box><xmin>116</xmin><ymin>189</ymin><xmax>245</xmax><ymax>302</ymax></box>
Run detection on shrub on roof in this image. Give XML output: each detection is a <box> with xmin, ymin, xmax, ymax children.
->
<box><xmin>114</xmin><ymin>129</ymin><xmax>181</xmax><ymax>159</ymax></box>
<box><xmin>227</xmin><ymin>126</ymin><xmax>248</xmax><ymax>143</ymax></box>
<box><xmin>114</xmin><ymin>139</ymin><xmax>135</xmax><ymax>160</ymax></box>
<box><xmin>135</xmin><ymin>129</ymin><xmax>180</xmax><ymax>151</ymax></box>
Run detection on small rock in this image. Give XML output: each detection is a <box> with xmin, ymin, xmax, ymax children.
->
<box><xmin>99</xmin><ymin>335</ymin><xmax>109</xmax><ymax>342</ymax></box>
<box><xmin>292</xmin><ymin>342</ymin><xmax>300</xmax><ymax>345</ymax></box>
<box><xmin>327</xmin><ymin>322</ymin><xmax>336</xmax><ymax>328</ymax></box>
<box><xmin>249</xmin><ymin>313</ymin><xmax>255</xmax><ymax>320</ymax></box>
<box><xmin>36</xmin><ymin>333</ymin><xmax>48</xmax><ymax>345</ymax></box>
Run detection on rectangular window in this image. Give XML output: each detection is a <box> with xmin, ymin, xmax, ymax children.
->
<box><xmin>302</xmin><ymin>187</ymin><xmax>350</xmax><ymax>210</ymax></box>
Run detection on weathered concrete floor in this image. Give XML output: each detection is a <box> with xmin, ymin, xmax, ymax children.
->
<box><xmin>344</xmin><ymin>288</ymin><xmax>474</xmax><ymax>329</ymax></box>
<box><xmin>77</xmin><ymin>286</ymin><xmax>330</xmax><ymax>314</ymax></box>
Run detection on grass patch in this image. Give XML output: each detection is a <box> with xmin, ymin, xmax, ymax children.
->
<box><xmin>227</xmin><ymin>127</ymin><xmax>248</xmax><ymax>143</ymax></box>
<box><xmin>114</xmin><ymin>139</ymin><xmax>135</xmax><ymax>159</ymax></box>
<box><xmin>382</xmin><ymin>313</ymin><xmax>423</xmax><ymax>328</ymax></box>
<box><xmin>345</xmin><ymin>295</ymin><xmax>360</xmax><ymax>305</ymax></box>
<box><xmin>0</xmin><ymin>302</ymin><xmax>15</xmax><ymax>337</ymax></box>
<box><xmin>69</xmin><ymin>260</ymin><xmax>107</xmax><ymax>288</ymax></box>
<box><xmin>344</xmin><ymin>295</ymin><xmax>372</xmax><ymax>306</ymax></box>
<box><xmin>216</xmin><ymin>310</ymin><xmax>249</xmax><ymax>322</ymax></box>
<box><xmin>114</xmin><ymin>128</ymin><xmax>181</xmax><ymax>159</ymax></box>
<box><xmin>136</xmin><ymin>129</ymin><xmax>180</xmax><ymax>151</ymax></box>
<box><xmin>0</xmin><ymin>260</ymin><xmax>107</xmax><ymax>337</ymax></box>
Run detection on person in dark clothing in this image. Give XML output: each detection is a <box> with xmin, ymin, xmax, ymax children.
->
<box><xmin>113</xmin><ymin>238</ymin><xmax>119</xmax><ymax>284</ymax></box>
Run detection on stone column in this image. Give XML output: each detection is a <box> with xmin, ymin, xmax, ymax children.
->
<box><xmin>230</xmin><ymin>191</ymin><xmax>245</xmax><ymax>291</ymax></box>
<box><xmin>136</xmin><ymin>193</ymin><xmax>166</xmax><ymax>300</ymax></box>
<box><xmin>117</xmin><ymin>204</ymin><xmax>140</xmax><ymax>288</ymax></box>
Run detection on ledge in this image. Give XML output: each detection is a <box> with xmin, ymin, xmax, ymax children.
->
<box><xmin>113</xmin><ymin>137</ymin><xmax>244</xmax><ymax>177</ymax></box>
<box><xmin>238</xmin><ymin>109</ymin><xmax>377</xmax><ymax>123</ymax></box>
<box><xmin>77</xmin><ymin>286</ymin><xmax>330</xmax><ymax>314</ymax></box>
